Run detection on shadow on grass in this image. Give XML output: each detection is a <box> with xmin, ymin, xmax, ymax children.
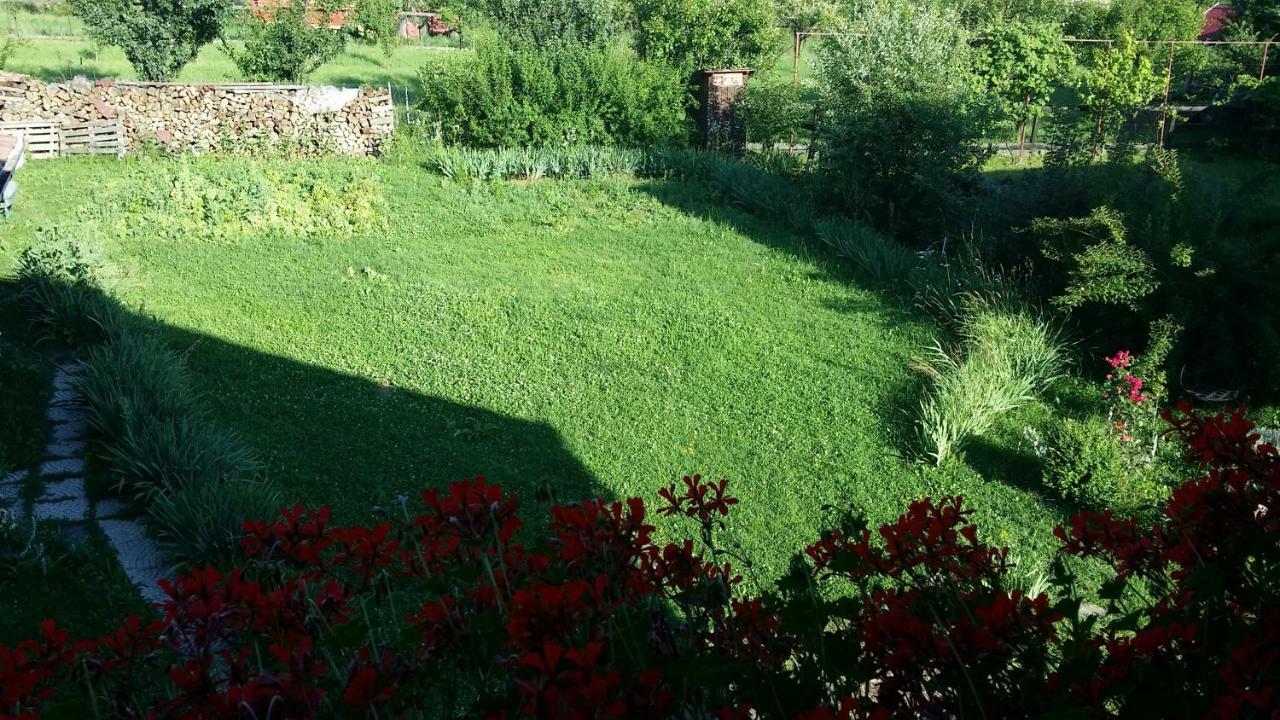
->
<box><xmin>2</xmin><ymin>278</ymin><xmax>600</xmax><ymax>525</ymax></box>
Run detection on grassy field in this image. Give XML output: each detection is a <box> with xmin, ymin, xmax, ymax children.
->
<box><xmin>0</xmin><ymin>153</ymin><xmax>1087</xmax><ymax>590</ymax></box>
<box><xmin>2</xmin><ymin>36</ymin><xmax>459</xmax><ymax>89</ymax></box>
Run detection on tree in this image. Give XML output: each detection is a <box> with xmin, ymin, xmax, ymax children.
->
<box><xmin>474</xmin><ymin>0</ymin><xmax>620</xmax><ymax>49</ymax></box>
<box><xmin>972</xmin><ymin>21</ymin><xmax>1072</xmax><ymax>157</ymax></box>
<box><xmin>68</xmin><ymin>0</ymin><xmax>233</xmax><ymax>81</ymax></box>
<box><xmin>1235</xmin><ymin>0</ymin><xmax>1280</xmax><ymax>38</ymax></box>
<box><xmin>232</xmin><ymin>4</ymin><xmax>346</xmax><ymax>83</ymax></box>
<box><xmin>350</xmin><ymin>0</ymin><xmax>403</xmax><ymax>57</ymax></box>
<box><xmin>775</xmin><ymin>0</ymin><xmax>842</xmax><ymax>38</ymax></box>
<box><xmin>633</xmin><ymin>0</ymin><xmax>778</xmax><ymax>71</ymax></box>
<box><xmin>818</xmin><ymin>0</ymin><xmax>996</xmax><ymax>236</ymax></box>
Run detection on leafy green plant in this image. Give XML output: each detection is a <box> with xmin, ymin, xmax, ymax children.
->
<box><xmin>68</xmin><ymin>0</ymin><xmax>233</xmax><ymax>81</ymax></box>
<box><xmin>0</xmin><ymin>509</ymin><xmax>45</xmax><ymax>576</ymax></box>
<box><xmin>350</xmin><ymin>0</ymin><xmax>402</xmax><ymax>57</ymax></box>
<box><xmin>1028</xmin><ymin>205</ymin><xmax>1159</xmax><ymax>311</ymax></box>
<box><xmin>0</xmin><ymin>36</ymin><xmax>26</xmax><ymax>71</ymax></box>
<box><xmin>416</xmin><ymin>39</ymin><xmax>691</xmax><ymax>147</ymax></box>
<box><xmin>633</xmin><ymin>0</ymin><xmax>777</xmax><ymax>71</ymax></box>
<box><xmin>813</xmin><ymin>217</ymin><xmax>918</xmax><ymax>282</ymax></box>
<box><xmin>817</xmin><ymin>0</ymin><xmax>996</xmax><ymax>237</ymax></box>
<box><xmin>914</xmin><ymin>306</ymin><xmax>1065</xmax><ymax>466</ymax></box>
<box><xmin>148</xmin><ymin>475</ymin><xmax>281</xmax><ymax>567</ymax></box>
<box><xmin>472</xmin><ymin>0</ymin><xmax>620</xmax><ymax>49</ymax></box>
<box><xmin>739</xmin><ymin>77</ymin><xmax>812</xmax><ymax>147</ymax></box>
<box><xmin>1040</xmin><ymin>415</ymin><xmax>1156</xmax><ymax>509</ymax></box>
<box><xmin>230</xmin><ymin>4</ymin><xmax>346</xmax><ymax>83</ymax></box>
<box><xmin>971</xmin><ymin>21</ymin><xmax>1072</xmax><ymax>150</ymax></box>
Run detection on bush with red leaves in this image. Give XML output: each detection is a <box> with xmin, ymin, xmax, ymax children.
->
<box><xmin>2</xmin><ymin>405</ymin><xmax>1277</xmax><ymax>719</ymax></box>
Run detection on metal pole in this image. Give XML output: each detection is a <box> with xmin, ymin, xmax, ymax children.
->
<box><xmin>1261</xmin><ymin>41</ymin><xmax>1272</xmax><ymax>81</ymax></box>
<box><xmin>1017</xmin><ymin>95</ymin><xmax>1029</xmax><ymax>162</ymax></box>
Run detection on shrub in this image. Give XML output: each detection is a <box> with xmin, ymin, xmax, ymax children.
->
<box><xmin>1042</xmin><ymin>416</ymin><xmax>1135</xmax><ymax>507</ymax></box>
<box><xmin>817</xmin><ymin>0</ymin><xmax>996</xmax><ymax>237</ymax></box>
<box><xmin>231</xmin><ymin>4</ymin><xmax>346</xmax><ymax>83</ymax></box>
<box><xmin>633</xmin><ymin>0</ymin><xmax>777</xmax><ymax>71</ymax></box>
<box><xmin>1028</xmin><ymin>205</ymin><xmax>1159</xmax><ymax>312</ymax></box>
<box><xmin>416</xmin><ymin>40</ymin><xmax>691</xmax><ymax>147</ymax></box>
<box><xmin>915</xmin><ymin>305</ymin><xmax>1065</xmax><ymax>465</ymax></box>
<box><xmin>738</xmin><ymin>76</ymin><xmax>811</xmax><ymax>147</ymax></box>
<box><xmin>5</xmin><ymin>405</ymin><xmax>1280</xmax><ymax>718</ymax></box>
<box><xmin>68</xmin><ymin>0</ymin><xmax>232</xmax><ymax>81</ymax></box>
<box><xmin>0</xmin><ymin>36</ymin><xmax>26</xmax><ymax>71</ymax></box>
<box><xmin>473</xmin><ymin>0</ymin><xmax>620</xmax><ymax>49</ymax></box>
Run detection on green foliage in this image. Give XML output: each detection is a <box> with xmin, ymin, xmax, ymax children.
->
<box><xmin>1029</xmin><ymin>206</ymin><xmax>1160</xmax><ymax>311</ymax></box>
<box><xmin>1050</xmin><ymin>33</ymin><xmax>1164</xmax><ymax>164</ymax></box>
<box><xmin>232</xmin><ymin>5</ymin><xmax>346</xmax><ymax>83</ymax></box>
<box><xmin>0</xmin><ymin>36</ymin><xmax>26</xmax><ymax>70</ymax></box>
<box><xmin>16</xmin><ymin>232</ymin><xmax>116</xmax><ymax>346</ymax></box>
<box><xmin>914</xmin><ymin>304</ymin><xmax>1065</xmax><ymax>466</ymax></box>
<box><xmin>67</xmin><ymin>0</ymin><xmax>232</xmax><ymax>81</ymax></box>
<box><xmin>1040</xmin><ymin>416</ymin><xmax>1157</xmax><ymax>509</ymax></box>
<box><xmin>817</xmin><ymin>0</ymin><xmax>996</xmax><ymax>236</ymax></box>
<box><xmin>473</xmin><ymin>0</ymin><xmax>620</xmax><ymax>48</ymax></box>
<box><xmin>1235</xmin><ymin>0</ymin><xmax>1280</xmax><ymax>38</ymax></box>
<box><xmin>738</xmin><ymin>77</ymin><xmax>812</xmax><ymax>146</ymax></box>
<box><xmin>813</xmin><ymin>217</ymin><xmax>920</xmax><ymax>282</ymax></box>
<box><xmin>149</xmin><ymin>476</ymin><xmax>281</xmax><ymax>567</ymax></box>
<box><xmin>114</xmin><ymin>158</ymin><xmax>387</xmax><ymax>241</ymax></box>
<box><xmin>775</xmin><ymin>0</ymin><xmax>842</xmax><ymax>35</ymax></box>
<box><xmin>416</xmin><ymin>40</ymin><xmax>690</xmax><ymax>147</ymax></box>
<box><xmin>350</xmin><ymin>0</ymin><xmax>403</xmax><ymax>57</ymax></box>
<box><xmin>426</xmin><ymin>145</ymin><xmax>650</xmax><ymax>180</ymax></box>
<box><xmin>1101</xmin><ymin>0</ymin><xmax>1204</xmax><ymax>41</ymax></box>
<box><xmin>972</xmin><ymin>21</ymin><xmax>1072</xmax><ymax>127</ymax></box>
<box><xmin>633</xmin><ymin>0</ymin><xmax>778</xmax><ymax>70</ymax></box>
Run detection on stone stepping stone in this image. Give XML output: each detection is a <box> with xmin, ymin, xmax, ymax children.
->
<box><xmin>40</xmin><ymin>477</ymin><xmax>85</xmax><ymax>502</ymax></box>
<box><xmin>49</xmin><ymin>389</ymin><xmax>79</xmax><ymax>406</ymax></box>
<box><xmin>46</xmin><ymin>440</ymin><xmax>86</xmax><ymax>459</ymax></box>
<box><xmin>51</xmin><ymin>419</ymin><xmax>88</xmax><ymax>442</ymax></box>
<box><xmin>46</xmin><ymin>405</ymin><xmax>85</xmax><ymax>424</ymax></box>
<box><xmin>1</xmin><ymin>470</ymin><xmax>26</xmax><ymax>485</ymax></box>
<box><xmin>52</xmin><ymin>374</ymin><xmax>79</xmax><ymax>392</ymax></box>
<box><xmin>99</xmin><ymin>519</ymin><xmax>170</xmax><ymax>605</ymax></box>
<box><xmin>33</xmin><ymin>497</ymin><xmax>88</xmax><ymax>522</ymax></box>
<box><xmin>95</xmin><ymin>498</ymin><xmax>131</xmax><ymax>519</ymax></box>
<box><xmin>0</xmin><ymin>479</ymin><xmax>22</xmax><ymax>509</ymax></box>
<box><xmin>39</xmin><ymin>458</ymin><xmax>86</xmax><ymax>477</ymax></box>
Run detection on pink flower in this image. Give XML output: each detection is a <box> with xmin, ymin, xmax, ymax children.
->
<box><xmin>1106</xmin><ymin>351</ymin><xmax>1133</xmax><ymax>369</ymax></box>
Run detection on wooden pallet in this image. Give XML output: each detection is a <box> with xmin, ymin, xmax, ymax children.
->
<box><xmin>0</xmin><ymin>121</ymin><xmax>60</xmax><ymax>158</ymax></box>
<box><xmin>61</xmin><ymin>119</ymin><xmax>125</xmax><ymax>156</ymax></box>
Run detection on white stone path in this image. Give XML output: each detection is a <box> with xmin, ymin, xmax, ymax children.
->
<box><xmin>0</xmin><ymin>360</ymin><xmax>168</xmax><ymax>604</ymax></box>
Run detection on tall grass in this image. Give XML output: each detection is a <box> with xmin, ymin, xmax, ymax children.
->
<box><xmin>914</xmin><ymin>303</ymin><xmax>1066</xmax><ymax>466</ymax></box>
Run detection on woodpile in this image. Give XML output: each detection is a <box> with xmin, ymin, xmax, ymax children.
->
<box><xmin>0</xmin><ymin>73</ymin><xmax>394</xmax><ymax>157</ymax></box>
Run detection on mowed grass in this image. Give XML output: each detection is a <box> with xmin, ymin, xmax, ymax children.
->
<box><xmin>1</xmin><ymin>156</ymin><xmax>1082</xmax><ymax>586</ymax></box>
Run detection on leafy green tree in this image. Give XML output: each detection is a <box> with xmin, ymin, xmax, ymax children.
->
<box><xmin>1235</xmin><ymin>0</ymin><xmax>1280</xmax><ymax>38</ymax></box>
<box><xmin>972</xmin><ymin>21</ymin><xmax>1072</xmax><ymax>146</ymax></box>
<box><xmin>68</xmin><ymin>0</ymin><xmax>233</xmax><ymax>81</ymax></box>
<box><xmin>1101</xmin><ymin>0</ymin><xmax>1203</xmax><ymax>40</ymax></box>
<box><xmin>634</xmin><ymin>0</ymin><xmax>778</xmax><ymax>71</ymax></box>
<box><xmin>474</xmin><ymin>0</ymin><xmax>620</xmax><ymax>48</ymax></box>
<box><xmin>776</xmin><ymin>0</ymin><xmax>842</xmax><ymax>38</ymax></box>
<box><xmin>818</xmin><ymin>0</ymin><xmax>996</xmax><ymax>236</ymax></box>
<box><xmin>1076</xmin><ymin>33</ymin><xmax>1165</xmax><ymax>155</ymax></box>
<box><xmin>351</xmin><ymin>0</ymin><xmax>403</xmax><ymax>57</ymax></box>
<box><xmin>231</xmin><ymin>4</ymin><xmax>346</xmax><ymax>83</ymax></box>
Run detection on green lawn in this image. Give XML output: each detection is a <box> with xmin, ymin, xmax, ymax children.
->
<box><xmin>0</xmin><ymin>154</ymin><xmax>1084</xmax><ymax>588</ymax></box>
<box><xmin>3</xmin><ymin>36</ymin><xmax>459</xmax><ymax>90</ymax></box>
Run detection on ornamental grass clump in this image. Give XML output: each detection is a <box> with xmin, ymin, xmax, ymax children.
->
<box><xmin>915</xmin><ymin>305</ymin><xmax>1065</xmax><ymax>466</ymax></box>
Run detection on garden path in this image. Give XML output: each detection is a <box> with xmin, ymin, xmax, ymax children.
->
<box><xmin>0</xmin><ymin>359</ymin><xmax>168</xmax><ymax>603</ymax></box>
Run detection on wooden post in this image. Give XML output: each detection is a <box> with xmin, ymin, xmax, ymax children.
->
<box><xmin>792</xmin><ymin>32</ymin><xmax>801</xmax><ymax>91</ymax></box>
<box><xmin>1093</xmin><ymin>40</ymin><xmax>1112</xmax><ymax>158</ymax></box>
<box><xmin>1017</xmin><ymin>95</ymin><xmax>1030</xmax><ymax>163</ymax></box>
<box><xmin>1159</xmin><ymin>42</ymin><xmax>1175</xmax><ymax>147</ymax></box>
<box><xmin>1262</xmin><ymin>40</ymin><xmax>1272</xmax><ymax>81</ymax></box>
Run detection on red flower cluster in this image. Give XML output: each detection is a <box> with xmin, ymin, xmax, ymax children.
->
<box><xmin>3</xmin><ymin>405</ymin><xmax>1279</xmax><ymax>718</ymax></box>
